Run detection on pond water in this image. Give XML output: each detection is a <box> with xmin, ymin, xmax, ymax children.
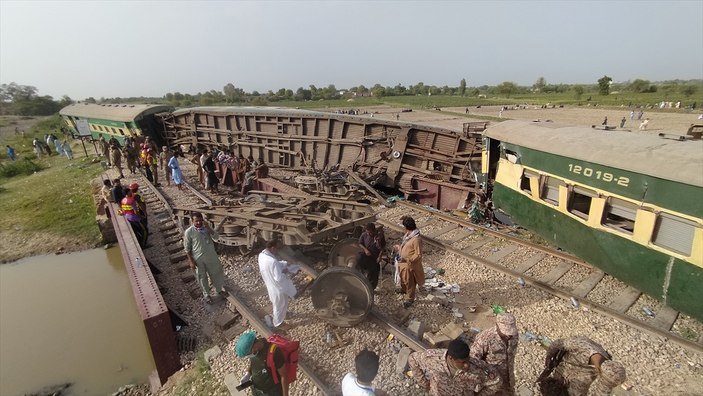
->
<box><xmin>0</xmin><ymin>247</ymin><xmax>155</xmax><ymax>396</ymax></box>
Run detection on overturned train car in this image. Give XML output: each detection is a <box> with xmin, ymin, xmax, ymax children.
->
<box><xmin>159</xmin><ymin>107</ymin><xmax>484</xmax><ymax>210</ymax></box>
<box><xmin>483</xmin><ymin>120</ymin><xmax>703</xmax><ymax>322</ymax></box>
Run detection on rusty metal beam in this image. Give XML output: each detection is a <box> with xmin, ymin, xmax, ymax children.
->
<box><xmin>106</xmin><ymin>203</ymin><xmax>181</xmax><ymax>384</ymax></box>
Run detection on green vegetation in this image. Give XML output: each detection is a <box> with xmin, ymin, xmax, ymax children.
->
<box><xmin>0</xmin><ymin>83</ymin><xmax>72</xmax><ymax>116</ymax></box>
<box><xmin>168</xmin><ymin>353</ymin><xmax>229</xmax><ymax>396</ymax></box>
<box><xmin>69</xmin><ymin>78</ymin><xmax>699</xmax><ymax>113</ymax></box>
<box><xmin>0</xmin><ymin>115</ymin><xmax>104</xmax><ymax>252</ymax></box>
<box><xmin>0</xmin><ymin>158</ymin><xmax>44</xmax><ymax>178</ymax></box>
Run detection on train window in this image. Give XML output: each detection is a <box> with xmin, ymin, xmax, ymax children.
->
<box><xmin>652</xmin><ymin>213</ymin><xmax>696</xmax><ymax>256</ymax></box>
<box><xmin>111</xmin><ymin>127</ymin><xmax>116</xmax><ymax>133</ymax></box>
<box><xmin>520</xmin><ymin>170</ymin><xmax>537</xmax><ymax>194</ymax></box>
<box><xmin>569</xmin><ymin>186</ymin><xmax>596</xmax><ymax>220</ymax></box>
<box><xmin>541</xmin><ymin>176</ymin><xmax>564</xmax><ymax>206</ymax></box>
<box><xmin>602</xmin><ymin>197</ymin><xmax>637</xmax><ymax>234</ymax></box>
<box><xmin>118</xmin><ymin>128</ymin><xmax>125</xmax><ymax>135</ymax></box>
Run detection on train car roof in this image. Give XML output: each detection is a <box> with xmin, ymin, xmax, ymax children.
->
<box><xmin>485</xmin><ymin>120</ymin><xmax>703</xmax><ymax>187</ymax></box>
<box><xmin>60</xmin><ymin>103</ymin><xmax>173</xmax><ymax>122</ymax></box>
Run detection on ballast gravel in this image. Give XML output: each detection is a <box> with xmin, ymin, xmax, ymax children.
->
<box><xmin>113</xmin><ymin>162</ymin><xmax>702</xmax><ymax>396</ymax></box>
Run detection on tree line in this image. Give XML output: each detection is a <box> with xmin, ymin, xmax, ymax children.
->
<box><xmin>1</xmin><ymin>77</ymin><xmax>700</xmax><ymax>115</ymax></box>
<box><xmin>0</xmin><ymin>83</ymin><xmax>73</xmax><ymax>116</ymax></box>
<box><xmin>120</xmin><ymin>77</ymin><xmax>703</xmax><ymax>107</ymax></box>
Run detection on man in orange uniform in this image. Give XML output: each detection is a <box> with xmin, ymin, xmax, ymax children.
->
<box><xmin>119</xmin><ymin>188</ymin><xmax>148</xmax><ymax>248</ymax></box>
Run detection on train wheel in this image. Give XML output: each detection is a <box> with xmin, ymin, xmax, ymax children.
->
<box><xmin>328</xmin><ymin>238</ymin><xmax>363</xmax><ymax>269</ymax></box>
<box><xmin>310</xmin><ymin>267</ymin><xmax>374</xmax><ymax>327</ymax></box>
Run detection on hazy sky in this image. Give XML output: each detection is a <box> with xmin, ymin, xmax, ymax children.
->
<box><xmin>1</xmin><ymin>0</ymin><xmax>702</xmax><ymax>100</ymax></box>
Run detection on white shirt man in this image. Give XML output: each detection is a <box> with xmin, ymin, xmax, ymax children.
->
<box><xmin>258</xmin><ymin>240</ymin><xmax>296</xmax><ymax>328</ymax></box>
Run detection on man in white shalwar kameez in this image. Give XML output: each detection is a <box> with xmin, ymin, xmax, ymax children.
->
<box><xmin>258</xmin><ymin>239</ymin><xmax>297</xmax><ymax>329</ymax></box>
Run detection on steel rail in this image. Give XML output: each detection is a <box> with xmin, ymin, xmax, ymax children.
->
<box><xmin>140</xmin><ymin>173</ymin><xmax>335</xmax><ymax>394</ymax></box>
<box><xmin>222</xmin><ymin>285</ymin><xmax>334</xmax><ymax>395</ymax></box>
<box><xmin>396</xmin><ymin>201</ymin><xmax>591</xmax><ymax>268</ymax></box>
<box><xmin>377</xmin><ymin>219</ymin><xmax>703</xmax><ymax>354</ymax></box>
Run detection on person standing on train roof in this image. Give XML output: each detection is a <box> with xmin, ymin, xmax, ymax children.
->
<box><xmin>183</xmin><ymin>212</ymin><xmax>227</xmax><ymax>304</ymax></box>
<box><xmin>536</xmin><ymin>336</ymin><xmax>626</xmax><ymax>396</ymax></box>
<box><xmin>393</xmin><ymin>216</ymin><xmax>424</xmax><ymax>308</ymax></box>
<box><xmin>258</xmin><ymin>239</ymin><xmax>297</xmax><ymax>331</ymax></box>
<box><xmin>408</xmin><ymin>338</ymin><xmax>501</xmax><ymax>396</ymax></box>
<box><xmin>470</xmin><ymin>313</ymin><xmax>519</xmax><ymax>395</ymax></box>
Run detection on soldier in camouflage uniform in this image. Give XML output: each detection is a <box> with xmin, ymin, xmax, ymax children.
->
<box><xmin>470</xmin><ymin>313</ymin><xmax>518</xmax><ymax>395</ymax></box>
<box><xmin>408</xmin><ymin>338</ymin><xmax>500</xmax><ymax>396</ymax></box>
<box><xmin>537</xmin><ymin>336</ymin><xmax>626</xmax><ymax>396</ymax></box>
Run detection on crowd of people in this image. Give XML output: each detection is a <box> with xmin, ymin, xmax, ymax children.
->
<box><xmin>94</xmin><ymin>135</ymin><xmax>628</xmax><ymax>395</ymax></box>
<box><xmin>188</xmin><ymin>148</ymin><xmax>269</xmax><ymax>194</ymax></box>
<box><xmin>224</xmin><ymin>215</ymin><xmax>626</xmax><ymax>396</ymax></box>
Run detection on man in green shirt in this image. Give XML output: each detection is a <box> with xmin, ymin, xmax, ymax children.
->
<box><xmin>183</xmin><ymin>212</ymin><xmax>226</xmax><ymax>303</ymax></box>
<box><xmin>235</xmin><ymin>331</ymin><xmax>289</xmax><ymax>396</ymax></box>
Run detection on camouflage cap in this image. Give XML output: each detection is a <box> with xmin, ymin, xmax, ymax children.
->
<box><xmin>496</xmin><ymin>313</ymin><xmax>518</xmax><ymax>336</ymax></box>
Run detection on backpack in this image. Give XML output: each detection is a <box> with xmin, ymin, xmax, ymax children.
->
<box><xmin>266</xmin><ymin>334</ymin><xmax>299</xmax><ymax>385</ymax></box>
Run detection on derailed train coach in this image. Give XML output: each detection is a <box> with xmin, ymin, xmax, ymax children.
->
<box><xmin>159</xmin><ymin>106</ymin><xmax>485</xmax><ymax>209</ymax></box>
<box><xmin>60</xmin><ymin>103</ymin><xmax>173</xmax><ymax>145</ymax></box>
<box><xmin>482</xmin><ymin>120</ymin><xmax>703</xmax><ymax>321</ymax></box>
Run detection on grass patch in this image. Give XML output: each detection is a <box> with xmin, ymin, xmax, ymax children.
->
<box><xmin>678</xmin><ymin>326</ymin><xmax>699</xmax><ymax>341</ymax></box>
<box><xmin>0</xmin><ymin>115</ymin><xmax>105</xmax><ymax>253</ymax></box>
<box><xmin>0</xmin><ymin>156</ymin><xmax>104</xmax><ymax>242</ymax></box>
<box><xmin>169</xmin><ymin>352</ymin><xmax>229</xmax><ymax>396</ymax></box>
<box><xmin>0</xmin><ymin>157</ymin><xmax>44</xmax><ymax>177</ymax></box>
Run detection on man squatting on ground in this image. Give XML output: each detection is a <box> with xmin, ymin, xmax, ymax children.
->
<box><xmin>355</xmin><ymin>223</ymin><xmax>386</xmax><ymax>290</ymax></box>
<box><xmin>258</xmin><ymin>239</ymin><xmax>297</xmax><ymax>330</ymax></box>
<box><xmin>537</xmin><ymin>336</ymin><xmax>626</xmax><ymax>396</ymax></box>
<box><xmin>471</xmin><ymin>313</ymin><xmax>519</xmax><ymax>395</ymax></box>
<box><xmin>235</xmin><ymin>331</ymin><xmax>290</xmax><ymax>396</ymax></box>
<box><xmin>341</xmin><ymin>350</ymin><xmax>388</xmax><ymax>396</ymax></box>
<box><xmin>183</xmin><ymin>212</ymin><xmax>227</xmax><ymax>304</ymax></box>
<box><xmin>409</xmin><ymin>338</ymin><xmax>500</xmax><ymax>396</ymax></box>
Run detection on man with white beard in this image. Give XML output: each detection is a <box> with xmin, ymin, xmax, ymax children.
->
<box><xmin>258</xmin><ymin>239</ymin><xmax>297</xmax><ymax>331</ymax></box>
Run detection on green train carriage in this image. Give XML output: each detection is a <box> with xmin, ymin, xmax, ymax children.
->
<box><xmin>59</xmin><ymin>103</ymin><xmax>172</xmax><ymax>145</ymax></box>
<box><xmin>482</xmin><ymin>120</ymin><xmax>703</xmax><ymax>322</ymax></box>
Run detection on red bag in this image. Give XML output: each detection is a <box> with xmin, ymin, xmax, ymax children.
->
<box><xmin>266</xmin><ymin>334</ymin><xmax>299</xmax><ymax>384</ymax></box>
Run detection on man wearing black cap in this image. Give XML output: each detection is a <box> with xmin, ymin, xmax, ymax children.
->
<box><xmin>408</xmin><ymin>338</ymin><xmax>500</xmax><ymax>396</ymax></box>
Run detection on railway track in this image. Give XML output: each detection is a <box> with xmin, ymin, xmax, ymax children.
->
<box><xmin>121</xmin><ymin>163</ymin><xmax>701</xmax><ymax>395</ymax></box>
<box><xmin>133</xmin><ymin>170</ymin><xmax>434</xmax><ymax>395</ymax></box>
<box><xmin>379</xmin><ymin>201</ymin><xmax>703</xmax><ymax>354</ymax></box>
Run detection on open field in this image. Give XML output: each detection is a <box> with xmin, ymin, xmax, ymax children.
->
<box><xmin>320</xmin><ymin>104</ymin><xmax>702</xmax><ymax>134</ymax></box>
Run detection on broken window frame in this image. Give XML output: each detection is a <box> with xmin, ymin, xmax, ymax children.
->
<box><xmin>602</xmin><ymin>196</ymin><xmax>638</xmax><ymax>234</ymax></box>
<box><xmin>520</xmin><ymin>169</ymin><xmax>537</xmax><ymax>195</ymax></box>
<box><xmin>569</xmin><ymin>185</ymin><xmax>597</xmax><ymax>220</ymax></box>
